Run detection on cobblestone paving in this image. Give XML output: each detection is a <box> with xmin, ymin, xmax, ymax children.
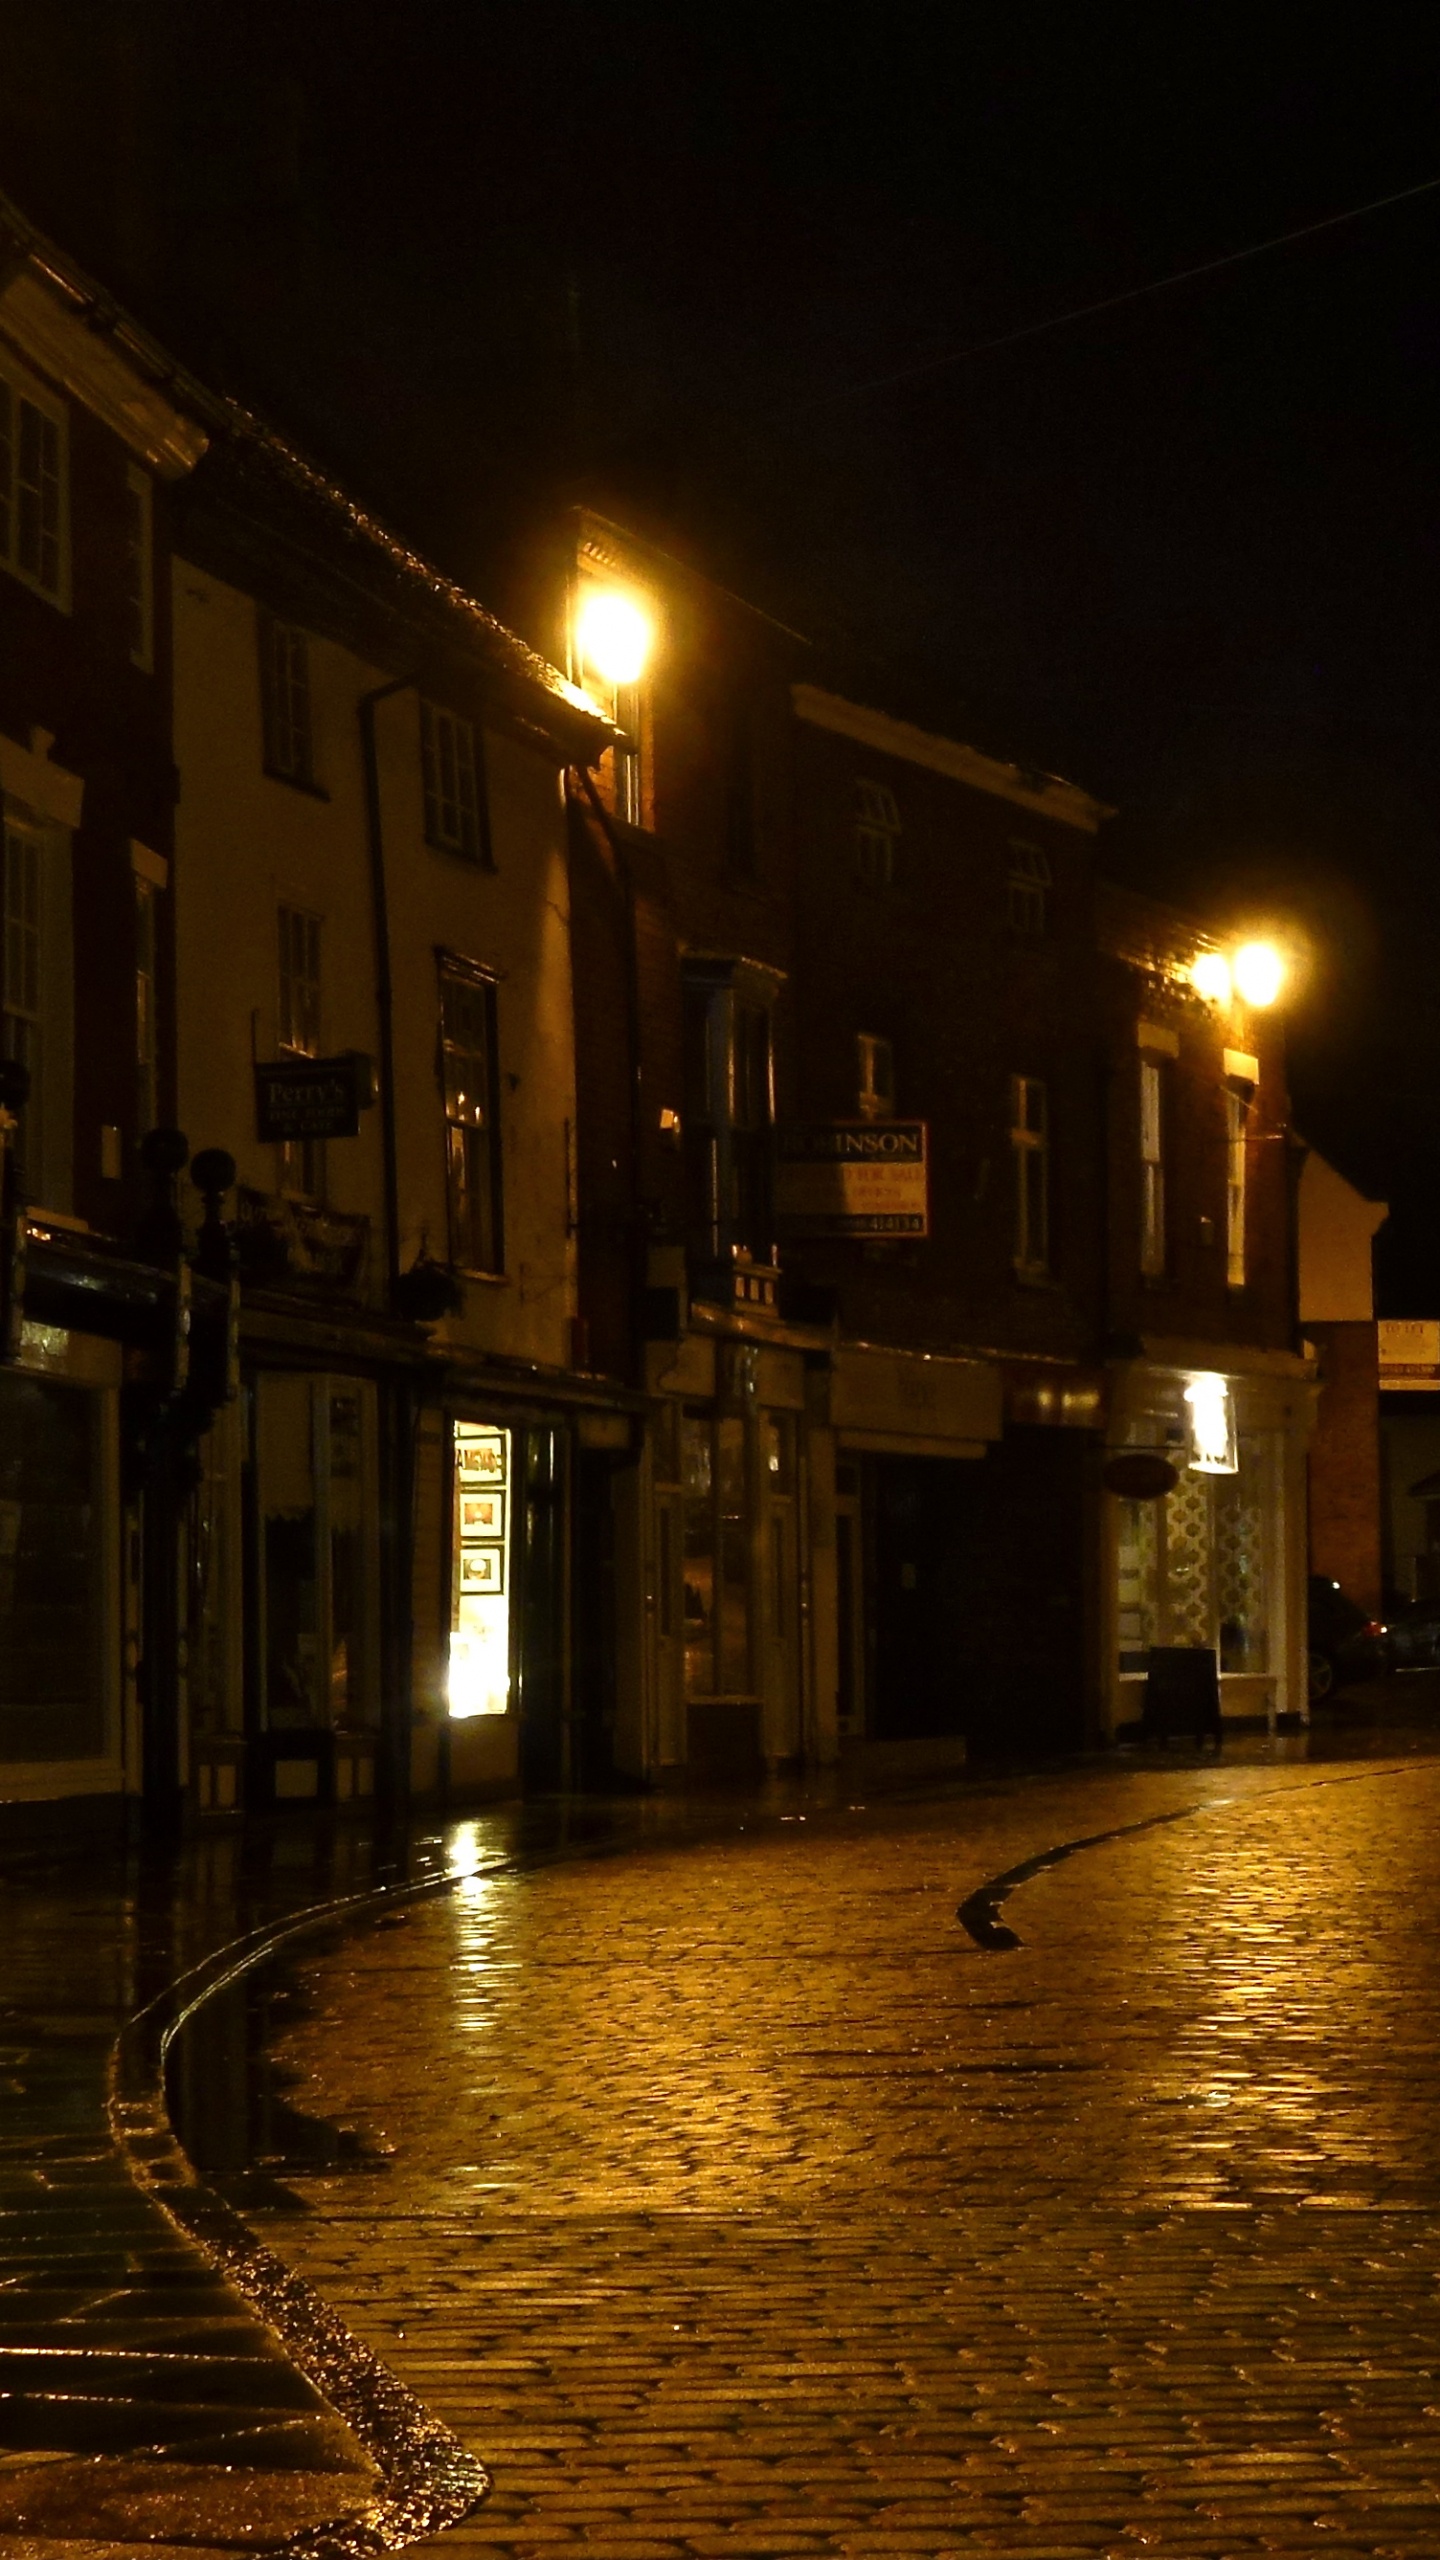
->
<box><xmin>234</xmin><ymin>1754</ymin><xmax>1440</xmax><ymax>2558</ymax></box>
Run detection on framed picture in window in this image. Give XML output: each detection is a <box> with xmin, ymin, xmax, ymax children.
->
<box><xmin>459</xmin><ymin>1544</ymin><xmax>506</xmax><ymax>1595</ymax></box>
<box><xmin>456</xmin><ymin>1431</ymin><xmax>506</xmax><ymax>1484</ymax></box>
<box><xmin>459</xmin><ymin>1490</ymin><xmax>506</xmax><ymax>1542</ymax></box>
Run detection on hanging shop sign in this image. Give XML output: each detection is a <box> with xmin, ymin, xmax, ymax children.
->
<box><xmin>775</xmin><ymin>1121</ymin><xmax>929</xmax><ymax>1237</ymax></box>
<box><xmin>1103</xmin><ymin>1450</ymin><xmax>1179</xmax><ymax>1500</ymax></box>
<box><xmin>254</xmin><ymin>1052</ymin><xmax>376</xmax><ymax>1144</ymax></box>
<box><xmin>1379</xmin><ymin>1319</ymin><xmax>1440</xmax><ymax>1390</ymax></box>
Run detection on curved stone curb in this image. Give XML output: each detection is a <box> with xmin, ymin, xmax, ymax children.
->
<box><xmin>107</xmin><ymin>1866</ymin><xmax>497</xmax><ymax>2557</ymax></box>
<box><xmin>955</xmin><ymin>1759</ymin><xmax>1419</xmax><ymax>1949</ymax></box>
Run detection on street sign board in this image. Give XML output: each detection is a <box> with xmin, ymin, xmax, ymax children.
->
<box><xmin>775</xmin><ymin>1121</ymin><xmax>929</xmax><ymax>1237</ymax></box>
<box><xmin>254</xmin><ymin>1053</ymin><xmax>373</xmax><ymax>1144</ymax></box>
<box><xmin>1379</xmin><ymin>1317</ymin><xmax>1440</xmax><ymax>1390</ymax></box>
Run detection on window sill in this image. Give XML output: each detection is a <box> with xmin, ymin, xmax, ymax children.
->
<box><xmin>425</xmin><ymin>833</ymin><xmax>495</xmax><ymax>871</ymax></box>
<box><xmin>263</xmin><ymin>764</ymin><xmax>330</xmax><ymax>802</ymax></box>
<box><xmin>454</xmin><ymin>1265</ymin><xmax>509</xmax><ymax>1286</ymax></box>
<box><xmin>1</xmin><ymin>556</ymin><xmax>69</xmax><ymax>613</ymax></box>
<box><xmin>1012</xmin><ymin>1263</ymin><xmax>1057</xmax><ymax>1289</ymax></box>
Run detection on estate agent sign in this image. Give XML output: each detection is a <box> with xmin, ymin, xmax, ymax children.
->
<box><xmin>775</xmin><ymin>1121</ymin><xmax>929</xmax><ymax>1237</ymax></box>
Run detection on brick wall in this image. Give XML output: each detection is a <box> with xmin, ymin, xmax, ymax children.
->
<box><xmin>1308</xmin><ymin>1320</ymin><xmax>1383</xmax><ymax>1611</ymax></box>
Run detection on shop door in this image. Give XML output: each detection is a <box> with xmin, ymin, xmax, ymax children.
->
<box><xmin>760</xmin><ymin>1411</ymin><xmax>802</xmax><ymax>1764</ymax></box>
<box><xmin>251</xmin><ymin>1373</ymin><xmax>380</xmax><ymax>1800</ymax></box>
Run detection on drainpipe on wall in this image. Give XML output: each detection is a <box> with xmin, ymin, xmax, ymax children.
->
<box><xmin>358</xmin><ymin>675</ymin><xmax>416</xmax><ymax>1823</ymax></box>
<box><xmin>358</xmin><ymin>677</ymin><xmax>412</xmax><ymax>1312</ymax></box>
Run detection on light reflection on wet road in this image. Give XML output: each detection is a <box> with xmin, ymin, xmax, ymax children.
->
<box><xmin>219</xmin><ymin>1751</ymin><xmax>1440</xmax><ymax>2554</ymax></box>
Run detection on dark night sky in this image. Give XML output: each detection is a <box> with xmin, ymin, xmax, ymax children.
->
<box><xmin>8</xmin><ymin>2</ymin><xmax>1440</xmax><ymax>1296</ymax></box>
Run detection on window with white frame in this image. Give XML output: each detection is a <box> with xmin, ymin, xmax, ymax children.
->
<box><xmin>854</xmin><ymin>778</ymin><xmax>900</xmax><ymax>889</ymax></box>
<box><xmin>259</xmin><ymin>614</ymin><xmax>314</xmax><ymax>786</ymax></box>
<box><xmin>135</xmin><ymin>875</ymin><xmax>157</xmax><ymax>1139</ymax></box>
<box><xmin>122</xmin><ymin>466</ymin><xmax>153</xmax><ymax>670</ymax></box>
<box><xmin>1007</xmin><ymin>838</ymin><xmax>1052</xmax><ymax>935</ymax></box>
<box><xmin>1010</xmin><ymin>1073</ymin><xmax>1049</xmax><ymax>1275</ymax></box>
<box><xmin>2</xmin><ymin>818</ymin><xmax>43</xmax><ymax>1195</ymax></box>
<box><xmin>440</xmin><ymin>960</ymin><xmax>502</xmax><ymax>1274</ymax></box>
<box><xmin>0</xmin><ymin>359</ymin><xmax>66</xmax><ymax>602</ymax></box>
<box><xmin>420</xmin><ymin>701</ymin><xmax>485</xmax><ymax>861</ymax></box>
<box><xmin>1139</xmin><ymin>1055</ymin><xmax>1166</xmax><ymax>1277</ymax></box>
<box><xmin>856</xmin><ymin>1031</ymin><xmax>895</xmax><ymax>1120</ymax></box>
<box><xmin>1226</xmin><ymin>1087</ymin><xmax>1249</xmax><ymax>1288</ymax></box>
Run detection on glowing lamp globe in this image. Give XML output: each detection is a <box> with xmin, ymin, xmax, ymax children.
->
<box><xmin>577</xmin><ymin>588</ymin><xmax>652</xmax><ymax>687</ymax></box>
<box><xmin>1190</xmin><ymin>950</ymin><xmax>1232</xmax><ymax>1006</ymax></box>
<box><xmin>1232</xmin><ymin>940</ymin><xmax>1285</xmax><ymax>1009</ymax></box>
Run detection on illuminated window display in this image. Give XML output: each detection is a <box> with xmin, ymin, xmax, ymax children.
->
<box><xmin>449</xmin><ymin>1422</ymin><xmax>511</xmax><ymax>1718</ymax></box>
<box><xmin>1116</xmin><ymin>1433</ymin><xmax>1270</xmax><ymax>1676</ymax></box>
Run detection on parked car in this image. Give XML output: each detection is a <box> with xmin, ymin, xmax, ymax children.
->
<box><xmin>1307</xmin><ymin>1577</ymin><xmax>1393</xmax><ymax>1700</ymax></box>
<box><xmin>1381</xmin><ymin>1595</ymin><xmax>1440</xmax><ymax>1670</ymax></box>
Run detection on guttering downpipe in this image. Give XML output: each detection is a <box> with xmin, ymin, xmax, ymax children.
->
<box><xmin>359</xmin><ymin>677</ymin><xmax>412</xmax><ymax>1309</ymax></box>
<box><xmin>571</xmin><ymin>761</ymin><xmax>648</xmax><ymax>1381</ymax></box>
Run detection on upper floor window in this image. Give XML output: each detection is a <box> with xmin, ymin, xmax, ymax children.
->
<box><xmin>123</xmin><ymin>466</ymin><xmax>154</xmax><ymax>670</ymax></box>
<box><xmin>2</xmin><ymin>818</ymin><xmax>43</xmax><ymax>1196</ymax></box>
<box><xmin>421</xmin><ymin>701</ymin><xmax>487</xmax><ymax>862</ymax></box>
<box><xmin>1226</xmin><ymin>1088</ymin><xmax>1249</xmax><ymax>1289</ymax></box>
<box><xmin>439</xmin><ymin>959</ymin><xmax>502</xmax><ymax>1274</ymax></box>
<box><xmin>0</xmin><ymin>361</ymin><xmax>66</xmax><ymax>603</ymax></box>
<box><xmin>135</xmin><ymin>874</ymin><xmax>158</xmax><ymax>1139</ymax></box>
<box><xmin>1007</xmin><ymin>839</ymin><xmax>1052</xmax><ymax>935</ymax></box>
<box><xmin>1010</xmin><ymin>1073</ymin><xmax>1049</xmax><ymax>1277</ymax></box>
<box><xmin>575</xmin><ymin>574</ymin><xmax>649</xmax><ymax>828</ymax></box>
<box><xmin>854</xmin><ymin>778</ymin><xmax>899</xmax><ymax>889</ymax></box>
<box><xmin>259</xmin><ymin>615</ymin><xmax>315</xmax><ymax>787</ymax></box>
<box><xmin>683</xmin><ymin>962</ymin><xmax>776</xmax><ymax>1269</ymax></box>
<box><xmin>856</xmin><ymin>1032</ymin><xmax>895</xmax><ymax>1121</ymax></box>
<box><xmin>1139</xmin><ymin>1055</ymin><xmax>1167</xmax><ymax>1277</ymax></box>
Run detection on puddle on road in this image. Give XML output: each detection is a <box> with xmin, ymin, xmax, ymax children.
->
<box><xmin>168</xmin><ymin>1942</ymin><xmax>394</xmax><ymax>2212</ymax></box>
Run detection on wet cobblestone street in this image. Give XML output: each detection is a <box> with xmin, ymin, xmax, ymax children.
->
<box><xmin>225</xmin><ymin>1742</ymin><xmax>1440</xmax><ymax>2557</ymax></box>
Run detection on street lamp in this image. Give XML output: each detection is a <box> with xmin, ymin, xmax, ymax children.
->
<box><xmin>576</xmin><ymin>585</ymin><xmax>653</xmax><ymax>688</ymax></box>
<box><xmin>1231</xmin><ymin>939</ymin><xmax>1286</xmax><ymax>1009</ymax></box>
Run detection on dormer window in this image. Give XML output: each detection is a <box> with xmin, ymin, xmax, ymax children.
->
<box><xmin>1007</xmin><ymin>839</ymin><xmax>1052</xmax><ymax>935</ymax></box>
<box><xmin>854</xmin><ymin>779</ymin><xmax>899</xmax><ymax>888</ymax></box>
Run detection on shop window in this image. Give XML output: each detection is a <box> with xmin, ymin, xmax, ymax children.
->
<box><xmin>1010</xmin><ymin>1073</ymin><xmax>1049</xmax><ymax>1276</ymax></box>
<box><xmin>0</xmin><ymin>1372</ymin><xmax>108</xmax><ymax>1763</ymax></box>
<box><xmin>123</xmin><ymin>465</ymin><xmax>153</xmax><ymax>670</ymax></box>
<box><xmin>1116</xmin><ymin>1432</ymin><xmax>1269</xmax><ymax>1676</ymax></box>
<box><xmin>256</xmin><ymin>1371</ymin><xmax>379</xmax><ymax>1734</ymax></box>
<box><xmin>1007</xmin><ymin>840</ymin><xmax>1051</xmax><ymax>935</ymax></box>
<box><xmin>683</xmin><ymin>961</ymin><xmax>776</xmax><ymax>1268</ymax></box>
<box><xmin>0</xmin><ymin>361</ymin><xmax>66</xmax><ymax>602</ymax></box>
<box><xmin>856</xmin><ymin>1032</ymin><xmax>894</xmax><ymax>1121</ymax></box>
<box><xmin>1226</xmin><ymin>1088</ymin><xmax>1248</xmax><ymax>1288</ymax></box>
<box><xmin>1139</xmin><ymin>1055</ymin><xmax>1166</xmax><ymax>1277</ymax></box>
<box><xmin>682</xmin><ymin>1408</ymin><xmax>750</xmax><ymax>1695</ymax></box>
<box><xmin>449</xmin><ymin>1421</ymin><xmax>511</xmax><ymax>1718</ymax></box>
<box><xmin>259</xmin><ymin>614</ymin><xmax>315</xmax><ymax>787</ymax></box>
<box><xmin>421</xmin><ymin>701</ymin><xmax>487</xmax><ymax>863</ymax></box>
<box><xmin>439</xmin><ymin>959</ymin><xmax>502</xmax><ymax>1274</ymax></box>
<box><xmin>853</xmin><ymin>778</ymin><xmax>899</xmax><ymax>888</ymax></box>
<box><xmin>276</xmin><ymin>903</ymin><xmax>324</xmax><ymax>1199</ymax></box>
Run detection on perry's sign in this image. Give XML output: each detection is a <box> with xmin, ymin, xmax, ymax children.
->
<box><xmin>775</xmin><ymin>1121</ymin><xmax>929</xmax><ymax>1237</ymax></box>
<box><xmin>254</xmin><ymin>1052</ymin><xmax>376</xmax><ymax>1144</ymax></box>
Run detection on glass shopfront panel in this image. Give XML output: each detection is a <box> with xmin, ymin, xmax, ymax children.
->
<box><xmin>449</xmin><ymin>1421</ymin><xmax>512</xmax><ymax>1718</ymax></box>
<box><xmin>0</xmin><ymin>1371</ymin><xmax>106</xmax><ymax>1762</ymax></box>
<box><xmin>256</xmin><ymin>1371</ymin><xmax>379</xmax><ymax>1733</ymax></box>
<box><xmin>1117</xmin><ymin>1432</ymin><xmax>1271</xmax><ymax>1676</ymax></box>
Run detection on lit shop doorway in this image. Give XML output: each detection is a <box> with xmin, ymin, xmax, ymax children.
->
<box><xmin>250</xmin><ymin>1371</ymin><xmax>380</xmax><ymax>1804</ymax></box>
<box><xmin>447</xmin><ymin>1421</ymin><xmax>568</xmax><ymax>1792</ymax></box>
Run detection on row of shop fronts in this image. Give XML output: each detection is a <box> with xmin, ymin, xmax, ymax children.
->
<box><xmin>1</xmin><ymin>1275</ymin><xmax>1311</xmax><ymax>1834</ymax></box>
